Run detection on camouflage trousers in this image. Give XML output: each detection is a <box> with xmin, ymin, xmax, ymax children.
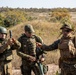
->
<box><xmin>21</xmin><ymin>64</ymin><xmax>40</xmax><ymax>75</ymax></box>
<box><xmin>0</xmin><ymin>61</ymin><xmax>12</xmax><ymax>75</ymax></box>
<box><xmin>60</xmin><ymin>62</ymin><xmax>76</xmax><ymax>75</ymax></box>
<box><xmin>0</xmin><ymin>61</ymin><xmax>5</xmax><ymax>75</ymax></box>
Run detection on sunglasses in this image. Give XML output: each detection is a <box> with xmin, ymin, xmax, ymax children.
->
<box><xmin>64</xmin><ymin>30</ymin><xmax>71</xmax><ymax>32</ymax></box>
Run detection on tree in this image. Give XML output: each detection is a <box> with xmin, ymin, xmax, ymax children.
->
<box><xmin>51</xmin><ymin>8</ymin><xmax>71</xmax><ymax>23</ymax></box>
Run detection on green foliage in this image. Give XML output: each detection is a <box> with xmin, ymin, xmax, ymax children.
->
<box><xmin>0</xmin><ymin>14</ymin><xmax>5</xmax><ymax>26</ymax></box>
<box><xmin>0</xmin><ymin>9</ymin><xmax>27</xmax><ymax>27</ymax></box>
<box><xmin>56</xmin><ymin>72</ymin><xmax>59</xmax><ymax>75</ymax></box>
<box><xmin>27</xmin><ymin>16</ymin><xmax>33</xmax><ymax>21</ymax></box>
<box><xmin>51</xmin><ymin>8</ymin><xmax>71</xmax><ymax>23</ymax></box>
<box><xmin>26</xmin><ymin>16</ymin><xmax>37</xmax><ymax>21</ymax></box>
<box><xmin>0</xmin><ymin>7</ymin><xmax>74</xmax><ymax>28</ymax></box>
<box><xmin>56</xmin><ymin>70</ymin><xmax>61</xmax><ymax>75</ymax></box>
<box><xmin>3</xmin><ymin>10</ymin><xmax>26</xmax><ymax>27</ymax></box>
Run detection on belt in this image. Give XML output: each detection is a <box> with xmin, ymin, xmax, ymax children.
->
<box><xmin>63</xmin><ymin>60</ymin><xmax>76</xmax><ymax>65</ymax></box>
<box><xmin>63</xmin><ymin>61</ymin><xmax>76</xmax><ymax>68</ymax></box>
<box><xmin>63</xmin><ymin>58</ymin><xmax>76</xmax><ymax>64</ymax></box>
<box><xmin>63</xmin><ymin>58</ymin><xmax>76</xmax><ymax>63</ymax></box>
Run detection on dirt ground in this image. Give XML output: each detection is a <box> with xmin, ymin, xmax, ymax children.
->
<box><xmin>13</xmin><ymin>64</ymin><xmax>59</xmax><ymax>75</ymax></box>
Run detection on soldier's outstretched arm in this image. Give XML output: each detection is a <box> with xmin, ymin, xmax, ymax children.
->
<box><xmin>41</xmin><ymin>39</ymin><xmax>60</xmax><ymax>51</ymax></box>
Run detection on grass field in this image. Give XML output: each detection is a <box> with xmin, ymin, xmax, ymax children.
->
<box><xmin>7</xmin><ymin>12</ymin><xmax>76</xmax><ymax>69</ymax></box>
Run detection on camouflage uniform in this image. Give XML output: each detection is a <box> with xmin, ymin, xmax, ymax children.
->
<box><xmin>17</xmin><ymin>24</ymin><xmax>43</xmax><ymax>75</ymax></box>
<box><xmin>42</xmin><ymin>24</ymin><xmax>76</xmax><ymax>75</ymax></box>
<box><xmin>0</xmin><ymin>26</ymin><xmax>21</xmax><ymax>75</ymax></box>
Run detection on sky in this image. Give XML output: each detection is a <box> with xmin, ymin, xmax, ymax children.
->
<box><xmin>0</xmin><ymin>0</ymin><xmax>76</xmax><ymax>8</ymax></box>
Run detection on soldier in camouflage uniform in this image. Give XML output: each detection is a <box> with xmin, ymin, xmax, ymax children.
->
<box><xmin>17</xmin><ymin>24</ymin><xmax>43</xmax><ymax>75</ymax></box>
<box><xmin>0</xmin><ymin>26</ymin><xmax>21</xmax><ymax>75</ymax></box>
<box><xmin>38</xmin><ymin>23</ymin><xmax>76</xmax><ymax>75</ymax></box>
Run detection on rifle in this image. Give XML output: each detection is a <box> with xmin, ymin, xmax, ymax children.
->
<box><xmin>36</xmin><ymin>47</ymin><xmax>46</xmax><ymax>59</ymax></box>
<box><xmin>9</xmin><ymin>30</ymin><xmax>12</xmax><ymax>38</ymax></box>
<box><xmin>36</xmin><ymin>47</ymin><xmax>48</xmax><ymax>75</ymax></box>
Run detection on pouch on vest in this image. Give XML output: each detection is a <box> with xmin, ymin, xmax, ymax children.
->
<box><xmin>5</xmin><ymin>46</ymin><xmax>13</xmax><ymax>61</ymax></box>
<box><xmin>68</xmin><ymin>39</ymin><xmax>76</xmax><ymax>55</ymax></box>
<box><xmin>43</xmin><ymin>65</ymin><xmax>48</xmax><ymax>74</ymax></box>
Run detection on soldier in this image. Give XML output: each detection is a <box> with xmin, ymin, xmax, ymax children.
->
<box><xmin>37</xmin><ymin>23</ymin><xmax>76</xmax><ymax>75</ymax></box>
<box><xmin>0</xmin><ymin>26</ymin><xmax>21</xmax><ymax>75</ymax></box>
<box><xmin>17</xmin><ymin>24</ymin><xmax>43</xmax><ymax>75</ymax></box>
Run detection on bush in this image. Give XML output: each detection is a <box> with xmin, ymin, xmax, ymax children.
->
<box><xmin>51</xmin><ymin>8</ymin><xmax>71</xmax><ymax>23</ymax></box>
<box><xmin>3</xmin><ymin>10</ymin><xmax>26</xmax><ymax>27</ymax></box>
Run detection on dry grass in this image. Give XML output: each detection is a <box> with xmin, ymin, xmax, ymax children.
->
<box><xmin>6</xmin><ymin>12</ymin><xmax>76</xmax><ymax>70</ymax></box>
<box><xmin>8</xmin><ymin>20</ymin><xmax>61</xmax><ymax>69</ymax></box>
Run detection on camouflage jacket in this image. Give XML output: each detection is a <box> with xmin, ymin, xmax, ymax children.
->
<box><xmin>42</xmin><ymin>35</ymin><xmax>76</xmax><ymax>60</ymax></box>
<box><xmin>17</xmin><ymin>34</ymin><xmax>43</xmax><ymax>61</ymax></box>
<box><xmin>0</xmin><ymin>39</ymin><xmax>21</xmax><ymax>61</ymax></box>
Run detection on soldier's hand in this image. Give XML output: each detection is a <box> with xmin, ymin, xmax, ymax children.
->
<box><xmin>36</xmin><ymin>42</ymin><xmax>42</xmax><ymax>48</ymax></box>
<box><xmin>12</xmin><ymin>38</ymin><xmax>17</xmax><ymax>44</ymax></box>
<box><xmin>7</xmin><ymin>38</ymin><xmax>17</xmax><ymax>45</ymax></box>
<box><xmin>7</xmin><ymin>38</ymin><xmax>13</xmax><ymax>45</ymax></box>
<box><xmin>40</xmin><ymin>57</ymin><xmax>45</xmax><ymax>62</ymax></box>
<box><xmin>28</xmin><ymin>56</ymin><xmax>36</xmax><ymax>62</ymax></box>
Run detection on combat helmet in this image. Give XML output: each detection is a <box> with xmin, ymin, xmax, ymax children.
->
<box><xmin>24</xmin><ymin>24</ymin><xmax>35</xmax><ymax>33</ymax></box>
<box><xmin>0</xmin><ymin>26</ymin><xmax>7</xmax><ymax>34</ymax></box>
<box><xmin>60</xmin><ymin>23</ymin><xmax>73</xmax><ymax>31</ymax></box>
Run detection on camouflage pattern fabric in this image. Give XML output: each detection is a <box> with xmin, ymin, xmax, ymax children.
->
<box><xmin>60</xmin><ymin>62</ymin><xmax>76</xmax><ymax>75</ymax></box>
<box><xmin>0</xmin><ymin>61</ymin><xmax>5</xmax><ymax>75</ymax></box>
<box><xmin>42</xmin><ymin>35</ymin><xmax>76</xmax><ymax>75</ymax></box>
<box><xmin>18</xmin><ymin>34</ymin><xmax>36</xmax><ymax>59</ymax></box>
<box><xmin>58</xmin><ymin>36</ymin><xmax>76</xmax><ymax>75</ymax></box>
<box><xmin>17</xmin><ymin>34</ymin><xmax>42</xmax><ymax>75</ymax></box>
<box><xmin>0</xmin><ymin>39</ymin><xmax>21</xmax><ymax>75</ymax></box>
<box><xmin>4</xmin><ymin>61</ymin><xmax>12</xmax><ymax>75</ymax></box>
<box><xmin>21</xmin><ymin>61</ymin><xmax>40</xmax><ymax>75</ymax></box>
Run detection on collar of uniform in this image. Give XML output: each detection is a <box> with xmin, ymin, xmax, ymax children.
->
<box><xmin>61</xmin><ymin>36</ymin><xmax>74</xmax><ymax>40</ymax></box>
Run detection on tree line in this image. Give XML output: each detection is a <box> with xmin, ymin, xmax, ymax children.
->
<box><xmin>0</xmin><ymin>7</ymin><xmax>73</xmax><ymax>27</ymax></box>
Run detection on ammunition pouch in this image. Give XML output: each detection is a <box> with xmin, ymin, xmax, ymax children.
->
<box><xmin>63</xmin><ymin>58</ymin><xmax>76</xmax><ymax>64</ymax></box>
<box><xmin>43</xmin><ymin>65</ymin><xmax>48</xmax><ymax>74</ymax></box>
<box><xmin>4</xmin><ymin>49</ymin><xmax>12</xmax><ymax>61</ymax></box>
